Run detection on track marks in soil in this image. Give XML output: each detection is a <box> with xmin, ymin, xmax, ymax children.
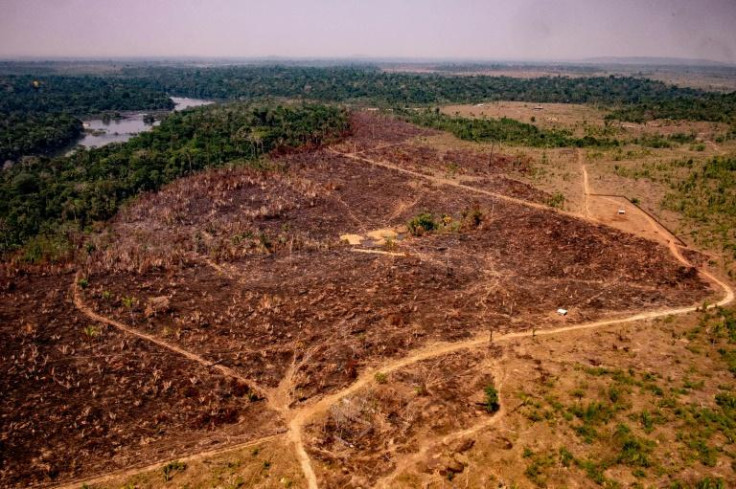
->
<box><xmin>72</xmin><ymin>271</ymin><xmax>269</xmax><ymax>397</ymax></box>
<box><xmin>349</xmin><ymin>248</ymin><xmax>407</xmax><ymax>257</ymax></box>
<box><xmin>63</xmin><ymin>142</ymin><xmax>734</xmax><ymax>489</ymax></box>
<box><xmin>330</xmin><ymin>149</ymin><xmax>581</xmax><ymax>221</ymax></box>
<box><xmin>49</xmin><ymin>434</ymin><xmax>284</xmax><ymax>489</ymax></box>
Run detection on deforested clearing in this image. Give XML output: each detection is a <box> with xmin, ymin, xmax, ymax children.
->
<box><xmin>2</xmin><ymin>112</ymin><xmax>729</xmax><ymax>488</ymax></box>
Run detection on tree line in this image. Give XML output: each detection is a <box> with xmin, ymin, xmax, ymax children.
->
<box><xmin>0</xmin><ymin>75</ymin><xmax>174</xmax><ymax>161</ymax></box>
<box><xmin>3</xmin><ymin>66</ymin><xmax>735</xmax><ymax>162</ymax></box>
<box><xmin>397</xmin><ymin>108</ymin><xmax>617</xmax><ymax>148</ymax></box>
<box><xmin>0</xmin><ymin>103</ymin><xmax>349</xmax><ymax>259</ymax></box>
<box><xmin>121</xmin><ymin>65</ymin><xmax>736</xmax><ymax>123</ymax></box>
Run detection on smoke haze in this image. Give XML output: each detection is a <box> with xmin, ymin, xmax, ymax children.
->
<box><xmin>1</xmin><ymin>0</ymin><xmax>735</xmax><ymax>63</ymax></box>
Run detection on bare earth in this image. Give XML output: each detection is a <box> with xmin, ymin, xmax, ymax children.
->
<box><xmin>0</xmin><ymin>112</ymin><xmax>732</xmax><ymax>489</ymax></box>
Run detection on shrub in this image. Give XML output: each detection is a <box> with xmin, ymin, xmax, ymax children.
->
<box><xmin>715</xmin><ymin>392</ymin><xmax>736</xmax><ymax>409</ymax></box>
<box><xmin>407</xmin><ymin>212</ymin><xmax>438</xmax><ymax>236</ymax></box>
<box><xmin>162</xmin><ymin>460</ymin><xmax>187</xmax><ymax>481</ymax></box>
<box><xmin>484</xmin><ymin>384</ymin><xmax>500</xmax><ymax>413</ymax></box>
<box><xmin>546</xmin><ymin>192</ymin><xmax>565</xmax><ymax>209</ymax></box>
<box><xmin>82</xmin><ymin>325</ymin><xmax>99</xmax><ymax>339</ymax></box>
<box><xmin>576</xmin><ymin>459</ymin><xmax>607</xmax><ymax>485</ymax></box>
<box><xmin>615</xmin><ymin>424</ymin><xmax>653</xmax><ymax>468</ymax></box>
<box><xmin>695</xmin><ymin>477</ymin><xmax>726</xmax><ymax>489</ymax></box>
<box><xmin>559</xmin><ymin>447</ymin><xmax>574</xmax><ymax>467</ymax></box>
<box><xmin>462</xmin><ymin>205</ymin><xmax>484</xmax><ymax>227</ymax></box>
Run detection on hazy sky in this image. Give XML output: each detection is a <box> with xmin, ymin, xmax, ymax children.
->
<box><xmin>1</xmin><ymin>0</ymin><xmax>735</xmax><ymax>63</ymax></box>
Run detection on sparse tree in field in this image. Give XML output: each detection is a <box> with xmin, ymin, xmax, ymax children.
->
<box><xmin>484</xmin><ymin>384</ymin><xmax>500</xmax><ymax>413</ymax></box>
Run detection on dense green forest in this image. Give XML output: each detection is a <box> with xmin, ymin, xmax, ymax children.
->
<box><xmin>1</xmin><ymin>112</ymin><xmax>83</xmax><ymax>162</ymax></box>
<box><xmin>9</xmin><ymin>66</ymin><xmax>729</xmax><ymax>120</ymax></box>
<box><xmin>397</xmin><ymin>108</ymin><xmax>617</xmax><ymax>148</ymax></box>
<box><xmin>0</xmin><ymin>75</ymin><xmax>175</xmax><ymax>161</ymax></box>
<box><xmin>122</xmin><ymin>66</ymin><xmax>736</xmax><ymax>123</ymax></box>
<box><xmin>0</xmin><ymin>75</ymin><xmax>173</xmax><ymax>113</ymax></box>
<box><xmin>0</xmin><ymin>103</ymin><xmax>349</xmax><ymax>259</ymax></box>
<box><xmin>2</xmin><ymin>66</ymin><xmax>735</xmax><ymax>162</ymax></box>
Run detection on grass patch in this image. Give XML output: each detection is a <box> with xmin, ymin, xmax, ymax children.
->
<box><xmin>162</xmin><ymin>460</ymin><xmax>187</xmax><ymax>482</ymax></box>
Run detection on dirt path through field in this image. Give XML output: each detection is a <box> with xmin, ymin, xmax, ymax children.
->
<box><xmin>580</xmin><ymin>150</ymin><xmax>591</xmax><ymax>217</ymax></box>
<box><xmin>51</xmin><ymin>435</ymin><xmax>284</xmax><ymax>489</ymax></box>
<box><xmin>329</xmin><ymin>149</ymin><xmax>591</xmax><ymax>221</ymax></box>
<box><xmin>285</xmin><ymin>279</ymin><xmax>733</xmax><ymax>488</ymax></box>
<box><xmin>71</xmin><ymin>272</ymin><xmax>268</xmax><ymax>394</ymax></box>
<box><xmin>373</xmin><ymin>355</ymin><xmax>510</xmax><ymax>488</ymax></box>
<box><xmin>580</xmin><ymin>159</ymin><xmax>732</xmax><ymax>301</ymax></box>
<box><xmin>65</xmin><ymin>146</ymin><xmax>734</xmax><ymax>489</ymax></box>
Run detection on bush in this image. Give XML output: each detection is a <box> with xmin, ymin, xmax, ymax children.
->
<box><xmin>407</xmin><ymin>212</ymin><xmax>438</xmax><ymax>236</ymax></box>
<box><xmin>484</xmin><ymin>384</ymin><xmax>500</xmax><ymax>413</ymax></box>
<box><xmin>374</xmin><ymin>372</ymin><xmax>388</xmax><ymax>384</ymax></box>
<box><xmin>462</xmin><ymin>205</ymin><xmax>484</xmax><ymax>227</ymax></box>
<box><xmin>162</xmin><ymin>460</ymin><xmax>187</xmax><ymax>481</ymax></box>
<box><xmin>546</xmin><ymin>192</ymin><xmax>565</xmax><ymax>209</ymax></box>
<box><xmin>695</xmin><ymin>477</ymin><xmax>726</xmax><ymax>489</ymax></box>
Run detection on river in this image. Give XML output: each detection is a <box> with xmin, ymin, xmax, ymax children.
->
<box><xmin>72</xmin><ymin>96</ymin><xmax>213</xmax><ymax>150</ymax></box>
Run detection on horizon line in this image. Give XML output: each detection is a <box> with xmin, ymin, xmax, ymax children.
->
<box><xmin>0</xmin><ymin>55</ymin><xmax>734</xmax><ymax>68</ymax></box>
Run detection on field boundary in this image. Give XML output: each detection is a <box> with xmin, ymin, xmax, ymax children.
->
<box><xmin>45</xmin><ymin>141</ymin><xmax>734</xmax><ymax>489</ymax></box>
<box><xmin>588</xmin><ymin>192</ymin><xmax>688</xmax><ymax>247</ymax></box>
<box><xmin>49</xmin><ymin>434</ymin><xmax>284</xmax><ymax>489</ymax></box>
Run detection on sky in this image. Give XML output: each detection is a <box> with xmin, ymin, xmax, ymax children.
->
<box><xmin>1</xmin><ymin>0</ymin><xmax>735</xmax><ymax>63</ymax></box>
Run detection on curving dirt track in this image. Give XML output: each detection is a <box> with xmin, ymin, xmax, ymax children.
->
<box><xmin>3</xmin><ymin>112</ymin><xmax>733</xmax><ymax>489</ymax></box>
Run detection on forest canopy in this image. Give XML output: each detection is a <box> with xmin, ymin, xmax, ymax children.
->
<box><xmin>0</xmin><ymin>74</ymin><xmax>175</xmax><ymax>161</ymax></box>
<box><xmin>0</xmin><ymin>103</ymin><xmax>349</xmax><ymax>259</ymax></box>
<box><xmin>3</xmin><ymin>65</ymin><xmax>735</xmax><ymax>162</ymax></box>
<box><xmin>122</xmin><ymin>65</ymin><xmax>736</xmax><ymax>123</ymax></box>
<box><xmin>0</xmin><ymin>112</ymin><xmax>83</xmax><ymax>162</ymax></box>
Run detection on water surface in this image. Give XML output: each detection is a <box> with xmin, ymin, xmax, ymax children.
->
<box><xmin>73</xmin><ymin>96</ymin><xmax>213</xmax><ymax>150</ymax></box>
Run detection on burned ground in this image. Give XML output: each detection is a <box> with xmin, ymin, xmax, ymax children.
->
<box><xmin>80</xmin><ymin>146</ymin><xmax>709</xmax><ymax>401</ymax></box>
<box><xmin>0</xmin><ymin>269</ymin><xmax>281</xmax><ymax>488</ymax></box>
<box><xmin>0</xmin><ymin>112</ymin><xmax>718</xmax><ymax>488</ymax></box>
<box><xmin>305</xmin><ymin>349</ymin><xmax>500</xmax><ymax>488</ymax></box>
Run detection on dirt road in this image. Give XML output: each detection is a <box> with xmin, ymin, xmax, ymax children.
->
<box><xmin>62</xmin><ymin>147</ymin><xmax>734</xmax><ymax>489</ymax></box>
